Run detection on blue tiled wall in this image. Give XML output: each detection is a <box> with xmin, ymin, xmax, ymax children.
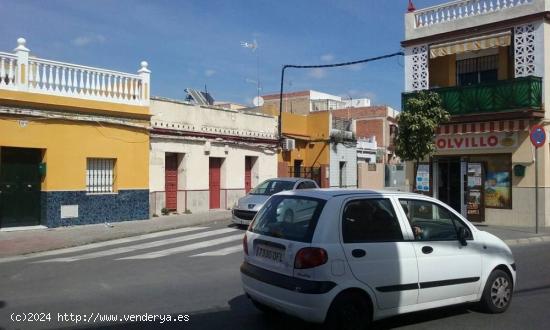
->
<box><xmin>41</xmin><ymin>190</ymin><xmax>149</xmax><ymax>227</ymax></box>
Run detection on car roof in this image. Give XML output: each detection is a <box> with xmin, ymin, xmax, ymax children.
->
<box><xmin>275</xmin><ymin>188</ymin><xmax>422</xmax><ymax>200</ymax></box>
<box><xmin>266</xmin><ymin>177</ymin><xmax>313</xmax><ymax>183</ymax></box>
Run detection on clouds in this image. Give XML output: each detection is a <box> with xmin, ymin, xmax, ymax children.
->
<box><xmin>308</xmin><ymin>68</ymin><xmax>326</xmax><ymax>79</ymax></box>
<box><xmin>204</xmin><ymin>69</ymin><xmax>216</xmax><ymax>77</ymax></box>
<box><xmin>320</xmin><ymin>53</ymin><xmax>334</xmax><ymax>62</ymax></box>
<box><xmin>72</xmin><ymin>34</ymin><xmax>106</xmax><ymax>47</ymax></box>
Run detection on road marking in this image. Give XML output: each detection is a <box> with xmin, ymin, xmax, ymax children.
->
<box><xmin>35</xmin><ymin>228</ymin><xmax>237</xmax><ymax>263</ymax></box>
<box><xmin>118</xmin><ymin>234</ymin><xmax>243</xmax><ymax>260</ymax></box>
<box><xmin>0</xmin><ymin>226</ymin><xmax>208</xmax><ymax>264</ymax></box>
<box><xmin>190</xmin><ymin>245</ymin><xmax>243</xmax><ymax>257</ymax></box>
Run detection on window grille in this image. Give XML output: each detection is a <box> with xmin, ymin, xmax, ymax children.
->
<box><xmin>86</xmin><ymin>158</ymin><xmax>115</xmax><ymax>193</ymax></box>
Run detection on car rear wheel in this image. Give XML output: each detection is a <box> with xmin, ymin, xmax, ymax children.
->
<box><xmin>324</xmin><ymin>292</ymin><xmax>371</xmax><ymax>330</ymax></box>
<box><xmin>479</xmin><ymin>269</ymin><xmax>513</xmax><ymax>313</ymax></box>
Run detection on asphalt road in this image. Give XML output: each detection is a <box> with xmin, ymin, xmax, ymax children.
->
<box><xmin>1</xmin><ymin>220</ymin><xmax>549</xmax><ymax>330</ymax></box>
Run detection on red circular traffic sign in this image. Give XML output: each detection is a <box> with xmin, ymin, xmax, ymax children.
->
<box><xmin>530</xmin><ymin>125</ymin><xmax>546</xmax><ymax>148</ymax></box>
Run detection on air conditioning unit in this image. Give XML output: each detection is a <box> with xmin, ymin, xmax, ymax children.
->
<box><xmin>344</xmin><ymin>131</ymin><xmax>353</xmax><ymax>140</ymax></box>
<box><xmin>281</xmin><ymin>138</ymin><xmax>295</xmax><ymax>151</ymax></box>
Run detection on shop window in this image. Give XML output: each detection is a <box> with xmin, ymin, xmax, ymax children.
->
<box><xmin>86</xmin><ymin>158</ymin><xmax>116</xmax><ymax>193</ymax></box>
<box><xmin>484</xmin><ymin>155</ymin><xmax>512</xmax><ymax>209</ymax></box>
<box><xmin>457</xmin><ymin>55</ymin><xmax>498</xmax><ymax>86</ymax></box>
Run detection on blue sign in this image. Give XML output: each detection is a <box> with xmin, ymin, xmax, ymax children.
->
<box><xmin>530</xmin><ymin>125</ymin><xmax>546</xmax><ymax>148</ymax></box>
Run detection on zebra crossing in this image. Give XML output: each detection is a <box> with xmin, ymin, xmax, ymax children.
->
<box><xmin>0</xmin><ymin>226</ymin><xmax>245</xmax><ymax>264</ymax></box>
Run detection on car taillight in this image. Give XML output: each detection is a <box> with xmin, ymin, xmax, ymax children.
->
<box><xmin>294</xmin><ymin>247</ymin><xmax>328</xmax><ymax>269</ymax></box>
<box><xmin>243</xmin><ymin>233</ymin><xmax>249</xmax><ymax>255</ymax></box>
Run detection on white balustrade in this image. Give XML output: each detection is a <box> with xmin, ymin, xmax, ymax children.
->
<box><xmin>0</xmin><ymin>52</ymin><xmax>18</xmax><ymax>88</ymax></box>
<box><xmin>1</xmin><ymin>38</ymin><xmax>150</xmax><ymax>106</ymax></box>
<box><xmin>414</xmin><ymin>0</ymin><xmax>534</xmax><ymax>28</ymax></box>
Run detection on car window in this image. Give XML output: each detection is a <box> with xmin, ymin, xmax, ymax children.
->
<box><xmin>399</xmin><ymin>199</ymin><xmax>471</xmax><ymax>241</ymax></box>
<box><xmin>250</xmin><ymin>180</ymin><xmax>295</xmax><ymax>196</ymax></box>
<box><xmin>342</xmin><ymin>199</ymin><xmax>403</xmax><ymax>243</ymax></box>
<box><xmin>296</xmin><ymin>181</ymin><xmax>317</xmax><ymax>189</ymax></box>
<box><xmin>250</xmin><ymin>195</ymin><xmax>326</xmax><ymax>243</ymax></box>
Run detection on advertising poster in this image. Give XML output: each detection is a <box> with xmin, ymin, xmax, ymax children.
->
<box><xmin>467</xmin><ymin>190</ymin><xmax>481</xmax><ymax>215</ymax></box>
<box><xmin>416</xmin><ymin>164</ymin><xmax>430</xmax><ymax>192</ymax></box>
<box><xmin>485</xmin><ymin>171</ymin><xmax>511</xmax><ymax>208</ymax></box>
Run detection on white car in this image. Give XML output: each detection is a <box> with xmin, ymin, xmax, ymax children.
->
<box><xmin>241</xmin><ymin>189</ymin><xmax>516</xmax><ymax>329</ymax></box>
<box><xmin>232</xmin><ymin>178</ymin><xmax>319</xmax><ymax>226</ymax></box>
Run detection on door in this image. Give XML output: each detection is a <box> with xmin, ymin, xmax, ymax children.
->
<box><xmin>0</xmin><ymin>147</ymin><xmax>42</xmax><ymax>228</ymax></box>
<box><xmin>245</xmin><ymin>156</ymin><xmax>253</xmax><ymax>193</ymax></box>
<box><xmin>339</xmin><ymin>161</ymin><xmax>346</xmax><ymax>187</ymax></box>
<box><xmin>398</xmin><ymin>199</ymin><xmax>482</xmax><ymax>304</ymax></box>
<box><xmin>209</xmin><ymin>158</ymin><xmax>222</xmax><ymax>209</ymax></box>
<box><xmin>340</xmin><ymin>198</ymin><xmax>418</xmax><ymax>310</ymax></box>
<box><xmin>165</xmin><ymin>154</ymin><xmax>178</xmax><ymax>210</ymax></box>
<box><xmin>293</xmin><ymin>160</ymin><xmax>302</xmax><ymax>178</ymax></box>
<box><xmin>436</xmin><ymin>158</ymin><xmax>461</xmax><ymax>213</ymax></box>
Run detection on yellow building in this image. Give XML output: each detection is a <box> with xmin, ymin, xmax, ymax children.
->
<box><xmin>0</xmin><ymin>38</ymin><xmax>150</xmax><ymax>228</ymax></box>
<box><xmin>402</xmin><ymin>0</ymin><xmax>550</xmax><ymax>227</ymax></box>
<box><xmin>263</xmin><ymin>107</ymin><xmax>357</xmax><ymax>188</ymax></box>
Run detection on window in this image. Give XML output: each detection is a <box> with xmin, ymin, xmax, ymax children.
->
<box><xmin>482</xmin><ymin>155</ymin><xmax>512</xmax><ymax>209</ymax></box>
<box><xmin>86</xmin><ymin>158</ymin><xmax>115</xmax><ymax>193</ymax></box>
<box><xmin>250</xmin><ymin>196</ymin><xmax>326</xmax><ymax>243</ymax></box>
<box><xmin>297</xmin><ymin>181</ymin><xmax>317</xmax><ymax>189</ymax></box>
<box><xmin>249</xmin><ymin>180</ymin><xmax>295</xmax><ymax>196</ymax></box>
<box><xmin>457</xmin><ymin>55</ymin><xmax>499</xmax><ymax>86</ymax></box>
<box><xmin>342</xmin><ymin>199</ymin><xmax>403</xmax><ymax>243</ymax></box>
<box><xmin>399</xmin><ymin>199</ymin><xmax>472</xmax><ymax>241</ymax></box>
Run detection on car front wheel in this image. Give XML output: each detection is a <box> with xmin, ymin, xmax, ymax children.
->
<box><xmin>479</xmin><ymin>269</ymin><xmax>513</xmax><ymax>313</ymax></box>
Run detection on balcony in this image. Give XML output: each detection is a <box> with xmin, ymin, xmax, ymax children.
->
<box><xmin>0</xmin><ymin>38</ymin><xmax>150</xmax><ymax>107</ymax></box>
<box><xmin>402</xmin><ymin>76</ymin><xmax>542</xmax><ymax>116</ymax></box>
<box><xmin>413</xmin><ymin>0</ymin><xmax>535</xmax><ymax>29</ymax></box>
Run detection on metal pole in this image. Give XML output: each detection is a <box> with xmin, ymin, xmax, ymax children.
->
<box><xmin>278</xmin><ymin>65</ymin><xmax>288</xmax><ymax>141</ymax></box>
<box><xmin>535</xmin><ymin>146</ymin><xmax>539</xmax><ymax>234</ymax></box>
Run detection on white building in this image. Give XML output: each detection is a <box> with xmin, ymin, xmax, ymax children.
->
<box><xmin>149</xmin><ymin>97</ymin><xmax>278</xmax><ymax>215</ymax></box>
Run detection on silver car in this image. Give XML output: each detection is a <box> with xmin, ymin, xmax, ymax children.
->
<box><xmin>232</xmin><ymin>178</ymin><xmax>319</xmax><ymax>225</ymax></box>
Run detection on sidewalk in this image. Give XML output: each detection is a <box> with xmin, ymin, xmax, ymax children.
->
<box><xmin>0</xmin><ymin>210</ymin><xmax>232</xmax><ymax>258</ymax></box>
<box><xmin>475</xmin><ymin>224</ymin><xmax>550</xmax><ymax>246</ymax></box>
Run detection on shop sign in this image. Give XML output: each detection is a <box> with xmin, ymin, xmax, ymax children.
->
<box><xmin>435</xmin><ymin>132</ymin><xmax>517</xmax><ymax>150</ymax></box>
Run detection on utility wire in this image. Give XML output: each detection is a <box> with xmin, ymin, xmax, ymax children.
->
<box><xmin>277</xmin><ymin>51</ymin><xmax>405</xmax><ymax>139</ymax></box>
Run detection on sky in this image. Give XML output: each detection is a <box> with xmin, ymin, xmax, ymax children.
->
<box><xmin>0</xmin><ymin>0</ymin><xmax>445</xmax><ymax>110</ymax></box>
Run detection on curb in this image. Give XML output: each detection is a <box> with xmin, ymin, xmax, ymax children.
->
<box><xmin>504</xmin><ymin>235</ymin><xmax>550</xmax><ymax>246</ymax></box>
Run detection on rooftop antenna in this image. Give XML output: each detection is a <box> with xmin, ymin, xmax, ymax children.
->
<box><xmin>241</xmin><ymin>39</ymin><xmax>261</xmax><ymax>106</ymax></box>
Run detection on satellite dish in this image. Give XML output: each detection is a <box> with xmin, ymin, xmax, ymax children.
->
<box><xmin>253</xmin><ymin>96</ymin><xmax>264</xmax><ymax>107</ymax></box>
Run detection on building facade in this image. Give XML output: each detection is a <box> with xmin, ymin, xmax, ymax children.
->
<box><xmin>278</xmin><ymin>111</ymin><xmax>357</xmax><ymax>188</ymax></box>
<box><xmin>149</xmin><ymin>97</ymin><xmax>278</xmax><ymax>215</ymax></box>
<box><xmin>0</xmin><ymin>38</ymin><xmax>150</xmax><ymax>228</ymax></box>
<box><xmin>403</xmin><ymin>0</ymin><xmax>550</xmax><ymax>227</ymax></box>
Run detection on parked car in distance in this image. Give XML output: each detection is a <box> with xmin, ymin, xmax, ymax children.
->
<box><xmin>241</xmin><ymin>189</ymin><xmax>516</xmax><ymax>329</ymax></box>
<box><xmin>231</xmin><ymin>178</ymin><xmax>319</xmax><ymax>226</ymax></box>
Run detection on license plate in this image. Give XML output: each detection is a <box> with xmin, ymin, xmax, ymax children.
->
<box><xmin>255</xmin><ymin>245</ymin><xmax>284</xmax><ymax>263</ymax></box>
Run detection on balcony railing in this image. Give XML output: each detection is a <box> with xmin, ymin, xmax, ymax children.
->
<box><xmin>402</xmin><ymin>76</ymin><xmax>542</xmax><ymax>116</ymax></box>
<box><xmin>0</xmin><ymin>38</ymin><xmax>150</xmax><ymax>106</ymax></box>
<box><xmin>414</xmin><ymin>0</ymin><xmax>534</xmax><ymax>28</ymax></box>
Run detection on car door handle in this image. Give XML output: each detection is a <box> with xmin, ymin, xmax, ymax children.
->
<box><xmin>351</xmin><ymin>249</ymin><xmax>366</xmax><ymax>258</ymax></box>
<box><xmin>422</xmin><ymin>246</ymin><xmax>433</xmax><ymax>254</ymax></box>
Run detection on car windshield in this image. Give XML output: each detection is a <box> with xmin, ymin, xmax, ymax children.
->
<box><xmin>249</xmin><ymin>180</ymin><xmax>296</xmax><ymax>196</ymax></box>
<box><xmin>249</xmin><ymin>195</ymin><xmax>326</xmax><ymax>242</ymax></box>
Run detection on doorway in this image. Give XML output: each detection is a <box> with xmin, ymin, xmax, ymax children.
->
<box><xmin>435</xmin><ymin>158</ymin><xmax>462</xmax><ymax>213</ymax></box>
<box><xmin>0</xmin><ymin>147</ymin><xmax>42</xmax><ymax>228</ymax></box>
<box><xmin>209</xmin><ymin>158</ymin><xmax>222</xmax><ymax>209</ymax></box>
<box><xmin>165</xmin><ymin>153</ymin><xmax>178</xmax><ymax>210</ymax></box>
<box><xmin>244</xmin><ymin>156</ymin><xmax>254</xmax><ymax>193</ymax></box>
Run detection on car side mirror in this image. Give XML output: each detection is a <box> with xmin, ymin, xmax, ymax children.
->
<box><xmin>458</xmin><ymin>227</ymin><xmax>468</xmax><ymax>246</ymax></box>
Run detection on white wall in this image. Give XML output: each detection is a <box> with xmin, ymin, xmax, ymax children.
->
<box><xmin>329</xmin><ymin>142</ymin><xmax>358</xmax><ymax>188</ymax></box>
